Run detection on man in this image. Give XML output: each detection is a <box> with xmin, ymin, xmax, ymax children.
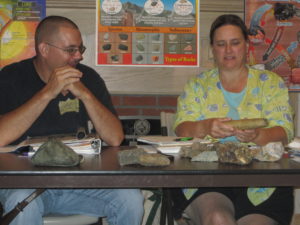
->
<box><xmin>0</xmin><ymin>16</ymin><xmax>144</xmax><ymax>225</ymax></box>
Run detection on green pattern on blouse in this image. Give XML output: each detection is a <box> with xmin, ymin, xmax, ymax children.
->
<box><xmin>174</xmin><ymin>67</ymin><xmax>294</xmax><ymax>143</ymax></box>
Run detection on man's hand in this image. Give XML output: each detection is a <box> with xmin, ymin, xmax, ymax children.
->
<box><xmin>45</xmin><ymin>65</ymin><xmax>83</xmax><ymax>99</ymax></box>
<box><xmin>65</xmin><ymin>81</ymin><xmax>90</xmax><ymax>100</ymax></box>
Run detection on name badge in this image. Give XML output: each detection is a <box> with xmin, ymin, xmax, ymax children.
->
<box><xmin>59</xmin><ymin>98</ymin><xmax>79</xmax><ymax>115</ymax></box>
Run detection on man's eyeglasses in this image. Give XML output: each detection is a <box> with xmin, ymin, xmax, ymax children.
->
<box><xmin>46</xmin><ymin>42</ymin><xmax>86</xmax><ymax>55</ymax></box>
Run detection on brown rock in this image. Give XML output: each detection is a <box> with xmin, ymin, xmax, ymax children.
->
<box><xmin>118</xmin><ymin>148</ymin><xmax>170</xmax><ymax>167</ymax></box>
<box><xmin>216</xmin><ymin>142</ymin><xmax>253</xmax><ymax>165</ymax></box>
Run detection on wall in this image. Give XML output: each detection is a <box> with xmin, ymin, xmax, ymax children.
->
<box><xmin>46</xmin><ymin>0</ymin><xmax>243</xmax><ymax>94</ymax></box>
<box><xmin>46</xmin><ymin>0</ymin><xmax>300</xmax><ymax>135</ymax></box>
<box><xmin>46</xmin><ymin>0</ymin><xmax>246</xmax><ymax>119</ymax></box>
<box><xmin>112</xmin><ymin>94</ymin><xmax>177</xmax><ymax>117</ymax></box>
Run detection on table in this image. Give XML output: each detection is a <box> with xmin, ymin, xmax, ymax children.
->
<box><xmin>0</xmin><ymin>147</ymin><xmax>300</xmax><ymax>188</ymax></box>
<box><xmin>1</xmin><ymin>147</ymin><xmax>300</xmax><ymax>225</ymax></box>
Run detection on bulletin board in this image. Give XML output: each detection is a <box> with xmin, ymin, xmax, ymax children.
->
<box><xmin>0</xmin><ymin>0</ymin><xmax>45</xmax><ymax>68</ymax></box>
<box><xmin>245</xmin><ymin>0</ymin><xmax>300</xmax><ymax>91</ymax></box>
<box><xmin>96</xmin><ymin>0</ymin><xmax>199</xmax><ymax>67</ymax></box>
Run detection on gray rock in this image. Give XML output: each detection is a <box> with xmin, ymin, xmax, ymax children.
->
<box><xmin>118</xmin><ymin>148</ymin><xmax>170</xmax><ymax>167</ymax></box>
<box><xmin>31</xmin><ymin>139</ymin><xmax>82</xmax><ymax>167</ymax></box>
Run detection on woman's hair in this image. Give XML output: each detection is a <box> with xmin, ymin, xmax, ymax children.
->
<box><xmin>209</xmin><ymin>14</ymin><xmax>248</xmax><ymax>45</ymax></box>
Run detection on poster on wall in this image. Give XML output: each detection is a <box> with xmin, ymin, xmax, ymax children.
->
<box><xmin>0</xmin><ymin>0</ymin><xmax>46</xmax><ymax>68</ymax></box>
<box><xmin>245</xmin><ymin>0</ymin><xmax>300</xmax><ymax>91</ymax></box>
<box><xmin>96</xmin><ymin>0</ymin><xmax>199</xmax><ymax>67</ymax></box>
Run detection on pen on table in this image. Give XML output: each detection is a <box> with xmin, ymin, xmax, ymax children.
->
<box><xmin>174</xmin><ymin>137</ymin><xmax>193</xmax><ymax>141</ymax></box>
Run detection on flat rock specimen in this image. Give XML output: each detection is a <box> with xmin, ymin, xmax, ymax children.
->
<box><xmin>118</xmin><ymin>148</ymin><xmax>170</xmax><ymax>167</ymax></box>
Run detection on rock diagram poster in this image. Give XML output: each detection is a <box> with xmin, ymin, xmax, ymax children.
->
<box><xmin>245</xmin><ymin>0</ymin><xmax>300</xmax><ymax>91</ymax></box>
<box><xmin>96</xmin><ymin>0</ymin><xmax>199</xmax><ymax>67</ymax></box>
<box><xmin>0</xmin><ymin>0</ymin><xmax>45</xmax><ymax>68</ymax></box>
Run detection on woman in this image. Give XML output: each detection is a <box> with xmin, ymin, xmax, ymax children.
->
<box><xmin>172</xmin><ymin>14</ymin><xmax>294</xmax><ymax>225</ymax></box>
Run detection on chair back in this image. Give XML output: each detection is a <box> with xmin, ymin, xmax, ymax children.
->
<box><xmin>160</xmin><ymin>112</ymin><xmax>176</xmax><ymax>136</ymax></box>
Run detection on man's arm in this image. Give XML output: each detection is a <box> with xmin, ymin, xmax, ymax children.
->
<box><xmin>0</xmin><ymin>89</ymin><xmax>52</xmax><ymax>146</ymax></box>
<box><xmin>66</xmin><ymin>81</ymin><xmax>124</xmax><ymax>146</ymax></box>
<box><xmin>0</xmin><ymin>66</ymin><xmax>82</xmax><ymax>146</ymax></box>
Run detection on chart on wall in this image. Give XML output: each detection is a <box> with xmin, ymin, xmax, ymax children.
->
<box><xmin>0</xmin><ymin>0</ymin><xmax>45</xmax><ymax>69</ymax></box>
<box><xmin>96</xmin><ymin>0</ymin><xmax>199</xmax><ymax>67</ymax></box>
<box><xmin>245</xmin><ymin>0</ymin><xmax>300</xmax><ymax>91</ymax></box>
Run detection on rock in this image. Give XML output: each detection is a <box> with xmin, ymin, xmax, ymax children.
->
<box><xmin>139</xmin><ymin>154</ymin><xmax>170</xmax><ymax>166</ymax></box>
<box><xmin>31</xmin><ymin>139</ymin><xmax>82</xmax><ymax>167</ymax></box>
<box><xmin>180</xmin><ymin>142</ymin><xmax>216</xmax><ymax>158</ymax></box>
<box><xmin>118</xmin><ymin>148</ymin><xmax>170</xmax><ymax>167</ymax></box>
<box><xmin>254</xmin><ymin>142</ymin><xmax>284</xmax><ymax>162</ymax></box>
<box><xmin>191</xmin><ymin>151</ymin><xmax>218</xmax><ymax>162</ymax></box>
<box><xmin>216</xmin><ymin>142</ymin><xmax>253</xmax><ymax>165</ymax></box>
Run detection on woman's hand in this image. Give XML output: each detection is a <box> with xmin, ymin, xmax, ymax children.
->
<box><xmin>208</xmin><ymin>118</ymin><xmax>235</xmax><ymax>138</ymax></box>
<box><xmin>235</xmin><ymin>128</ymin><xmax>259</xmax><ymax>143</ymax></box>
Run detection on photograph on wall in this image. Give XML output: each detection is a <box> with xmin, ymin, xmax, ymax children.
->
<box><xmin>96</xmin><ymin>0</ymin><xmax>199</xmax><ymax>67</ymax></box>
<box><xmin>245</xmin><ymin>0</ymin><xmax>300</xmax><ymax>91</ymax></box>
<box><xmin>0</xmin><ymin>0</ymin><xmax>46</xmax><ymax>68</ymax></box>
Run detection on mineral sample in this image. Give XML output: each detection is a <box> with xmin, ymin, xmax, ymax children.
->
<box><xmin>152</xmin><ymin>44</ymin><xmax>160</xmax><ymax>52</ymax></box>
<box><xmin>254</xmin><ymin>142</ymin><xmax>284</xmax><ymax>162</ymax></box>
<box><xmin>118</xmin><ymin>148</ymin><xmax>170</xmax><ymax>167</ymax></box>
<box><xmin>184</xmin><ymin>45</ymin><xmax>192</xmax><ymax>51</ymax></box>
<box><xmin>136</xmin><ymin>43</ymin><xmax>145</xmax><ymax>52</ymax></box>
<box><xmin>216</xmin><ymin>142</ymin><xmax>253</xmax><ymax>165</ymax></box>
<box><xmin>169</xmin><ymin>44</ymin><xmax>177</xmax><ymax>52</ymax></box>
<box><xmin>136</xmin><ymin>55</ymin><xmax>143</xmax><ymax>62</ymax></box>
<box><xmin>169</xmin><ymin>34</ymin><xmax>177</xmax><ymax>41</ymax></box>
<box><xmin>103</xmin><ymin>33</ymin><xmax>110</xmax><ymax>40</ymax></box>
<box><xmin>118</xmin><ymin>44</ymin><xmax>128</xmax><ymax>51</ymax></box>
<box><xmin>111</xmin><ymin>55</ymin><xmax>119</xmax><ymax>62</ymax></box>
<box><xmin>102</xmin><ymin>44</ymin><xmax>111</xmax><ymax>51</ymax></box>
<box><xmin>31</xmin><ymin>139</ymin><xmax>82</xmax><ymax>167</ymax></box>
<box><xmin>152</xmin><ymin>56</ymin><xmax>159</xmax><ymax>62</ymax></box>
<box><xmin>180</xmin><ymin>142</ymin><xmax>216</xmax><ymax>158</ymax></box>
<box><xmin>183</xmin><ymin>34</ymin><xmax>194</xmax><ymax>42</ymax></box>
<box><xmin>152</xmin><ymin>34</ymin><xmax>160</xmax><ymax>41</ymax></box>
<box><xmin>119</xmin><ymin>33</ymin><xmax>128</xmax><ymax>41</ymax></box>
<box><xmin>136</xmin><ymin>33</ymin><xmax>145</xmax><ymax>40</ymax></box>
<box><xmin>191</xmin><ymin>151</ymin><xmax>218</xmax><ymax>162</ymax></box>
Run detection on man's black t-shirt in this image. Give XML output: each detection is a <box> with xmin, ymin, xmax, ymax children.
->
<box><xmin>0</xmin><ymin>57</ymin><xmax>116</xmax><ymax>144</ymax></box>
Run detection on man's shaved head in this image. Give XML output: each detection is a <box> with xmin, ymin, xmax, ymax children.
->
<box><xmin>35</xmin><ymin>16</ymin><xmax>79</xmax><ymax>52</ymax></box>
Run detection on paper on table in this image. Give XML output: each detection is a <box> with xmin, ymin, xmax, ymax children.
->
<box><xmin>0</xmin><ymin>137</ymin><xmax>101</xmax><ymax>156</ymax></box>
<box><xmin>288</xmin><ymin>137</ymin><xmax>300</xmax><ymax>150</ymax></box>
<box><xmin>156</xmin><ymin>146</ymin><xmax>182</xmax><ymax>154</ymax></box>
<box><xmin>137</xmin><ymin>135</ymin><xmax>212</xmax><ymax>154</ymax></box>
<box><xmin>137</xmin><ymin>136</ymin><xmax>210</xmax><ymax>146</ymax></box>
<box><xmin>28</xmin><ymin>137</ymin><xmax>101</xmax><ymax>155</ymax></box>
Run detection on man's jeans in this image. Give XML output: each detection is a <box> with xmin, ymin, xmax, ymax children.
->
<box><xmin>0</xmin><ymin>189</ymin><xmax>144</xmax><ymax>225</ymax></box>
